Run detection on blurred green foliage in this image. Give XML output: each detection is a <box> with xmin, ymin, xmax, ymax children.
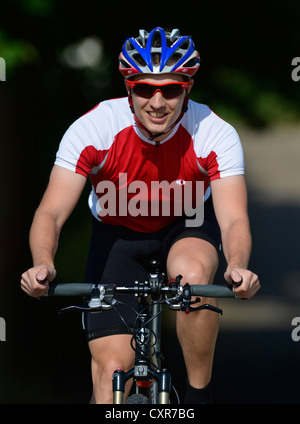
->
<box><xmin>0</xmin><ymin>30</ymin><xmax>38</xmax><ymax>72</ymax></box>
<box><xmin>191</xmin><ymin>66</ymin><xmax>300</xmax><ymax>126</ymax></box>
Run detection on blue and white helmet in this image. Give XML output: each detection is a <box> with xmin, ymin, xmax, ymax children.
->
<box><xmin>119</xmin><ymin>27</ymin><xmax>200</xmax><ymax>79</ymax></box>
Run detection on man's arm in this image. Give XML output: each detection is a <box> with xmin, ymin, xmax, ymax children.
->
<box><xmin>211</xmin><ymin>175</ymin><xmax>260</xmax><ymax>298</ymax></box>
<box><xmin>21</xmin><ymin>165</ymin><xmax>87</xmax><ymax>297</ymax></box>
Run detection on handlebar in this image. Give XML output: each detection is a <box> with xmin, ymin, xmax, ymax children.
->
<box><xmin>45</xmin><ymin>282</ymin><xmax>236</xmax><ymax>298</ymax></box>
<box><xmin>44</xmin><ymin>279</ymin><xmax>237</xmax><ymax>314</ymax></box>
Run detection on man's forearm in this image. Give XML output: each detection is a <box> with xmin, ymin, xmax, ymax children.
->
<box><xmin>29</xmin><ymin>209</ymin><xmax>61</xmax><ymax>268</ymax></box>
<box><xmin>221</xmin><ymin>217</ymin><xmax>252</xmax><ymax>270</ymax></box>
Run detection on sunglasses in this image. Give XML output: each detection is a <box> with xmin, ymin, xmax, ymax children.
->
<box><xmin>126</xmin><ymin>80</ymin><xmax>190</xmax><ymax>100</ymax></box>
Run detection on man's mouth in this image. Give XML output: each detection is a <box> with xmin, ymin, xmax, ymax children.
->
<box><xmin>148</xmin><ymin>111</ymin><xmax>168</xmax><ymax>120</ymax></box>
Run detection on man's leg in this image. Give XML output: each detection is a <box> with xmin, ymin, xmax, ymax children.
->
<box><xmin>88</xmin><ymin>334</ymin><xmax>135</xmax><ymax>404</ymax></box>
<box><xmin>166</xmin><ymin>237</ymin><xmax>219</xmax><ymax>402</ymax></box>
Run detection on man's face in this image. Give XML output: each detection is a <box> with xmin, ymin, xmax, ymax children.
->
<box><xmin>127</xmin><ymin>73</ymin><xmax>193</xmax><ymax>141</ymax></box>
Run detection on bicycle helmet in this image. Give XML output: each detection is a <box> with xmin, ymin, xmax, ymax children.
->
<box><xmin>119</xmin><ymin>27</ymin><xmax>200</xmax><ymax>79</ymax></box>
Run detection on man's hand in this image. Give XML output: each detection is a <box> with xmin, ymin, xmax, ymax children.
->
<box><xmin>21</xmin><ymin>265</ymin><xmax>56</xmax><ymax>298</ymax></box>
<box><xmin>224</xmin><ymin>267</ymin><xmax>260</xmax><ymax>299</ymax></box>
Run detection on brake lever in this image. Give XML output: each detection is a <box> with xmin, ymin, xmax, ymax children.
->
<box><xmin>183</xmin><ymin>303</ymin><xmax>223</xmax><ymax>315</ymax></box>
<box><xmin>59</xmin><ymin>305</ymin><xmax>94</xmax><ymax>313</ymax></box>
<box><xmin>59</xmin><ymin>300</ymin><xmax>118</xmax><ymax>314</ymax></box>
<box><xmin>180</xmin><ymin>296</ymin><xmax>223</xmax><ymax>315</ymax></box>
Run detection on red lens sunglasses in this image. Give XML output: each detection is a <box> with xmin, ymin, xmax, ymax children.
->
<box><xmin>126</xmin><ymin>80</ymin><xmax>190</xmax><ymax>100</ymax></box>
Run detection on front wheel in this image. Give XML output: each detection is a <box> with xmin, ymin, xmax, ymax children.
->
<box><xmin>126</xmin><ymin>393</ymin><xmax>150</xmax><ymax>404</ymax></box>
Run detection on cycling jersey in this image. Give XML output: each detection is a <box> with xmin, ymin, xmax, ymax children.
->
<box><xmin>55</xmin><ymin>97</ymin><xmax>244</xmax><ymax>232</ymax></box>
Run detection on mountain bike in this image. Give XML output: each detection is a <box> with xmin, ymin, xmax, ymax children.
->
<box><xmin>44</xmin><ymin>260</ymin><xmax>237</xmax><ymax>404</ymax></box>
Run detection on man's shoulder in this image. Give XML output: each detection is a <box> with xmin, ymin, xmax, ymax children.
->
<box><xmin>79</xmin><ymin>96</ymin><xmax>131</xmax><ymax>121</ymax></box>
<box><xmin>66</xmin><ymin>97</ymin><xmax>133</xmax><ymax>136</ymax></box>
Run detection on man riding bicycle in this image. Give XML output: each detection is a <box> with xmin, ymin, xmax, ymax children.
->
<box><xmin>21</xmin><ymin>27</ymin><xmax>260</xmax><ymax>404</ymax></box>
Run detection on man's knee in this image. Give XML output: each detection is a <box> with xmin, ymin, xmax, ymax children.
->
<box><xmin>92</xmin><ymin>357</ymin><xmax>123</xmax><ymax>380</ymax></box>
<box><xmin>167</xmin><ymin>238</ymin><xmax>219</xmax><ymax>283</ymax></box>
<box><xmin>169</xmin><ymin>257</ymin><xmax>218</xmax><ymax>286</ymax></box>
<box><xmin>181</xmin><ymin>264</ymin><xmax>210</xmax><ymax>285</ymax></box>
<box><xmin>89</xmin><ymin>335</ymin><xmax>134</xmax><ymax>386</ymax></box>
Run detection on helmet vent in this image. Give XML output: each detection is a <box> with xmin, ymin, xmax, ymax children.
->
<box><xmin>119</xmin><ymin>58</ymin><xmax>130</xmax><ymax>69</ymax></box>
<box><xmin>179</xmin><ymin>39</ymin><xmax>190</xmax><ymax>50</ymax></box>
<box><xmin>166</xmin><ymin>53</ymin><xmax>182</xmax><ymax>67</ymax></box>
<box><xmin>152</xmin><ymin>30</ymin><xmax>162</xmax><ymax>47</ymax></box>
<box><xmin>183</xmin><ymin>57</ymin><xmax>199</xmax><ymax>68</ymax></box>
<box><xmin>133</xmin><ymin>53</ymin><xmax>146</xmax><ymax>67</ymax></box>
<box><xmin>127</xmin><ymin>40</ymin><xmax>136</xmax><ymax>51</ymax></box>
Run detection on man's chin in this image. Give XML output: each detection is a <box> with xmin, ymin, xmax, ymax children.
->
<box><xmin>144</xmin><ymin>121</ymin><xmax>172</xmax><ymax>136</ymax></box>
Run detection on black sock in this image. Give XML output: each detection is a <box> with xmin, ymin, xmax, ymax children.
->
<box><xmin>184</xmin><ymin>379</ymin><xmax>212</xmax><ymax>404</ymax></box>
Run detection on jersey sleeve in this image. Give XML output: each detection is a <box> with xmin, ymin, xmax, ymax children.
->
<box><xmin>54</xmin><ymin>104</ymin><xmax>110</xmax><ymax>177</ymax></box>
<box><xmin>208</xmin><ymin>123</ymin><xmax>244</xmax><ymax>181</ymax></box>
<box><xmin>193</xmin><ymin>105</ymin><xmax>245</xmax><ymax>181</ymax></box>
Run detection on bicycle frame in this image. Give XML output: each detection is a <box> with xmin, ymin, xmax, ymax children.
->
<box><xmin>112</xmin><ymin>265</ymin><xmax>172</xmax><ymax>404</ymax></box>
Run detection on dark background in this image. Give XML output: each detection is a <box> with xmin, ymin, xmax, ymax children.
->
<box><xmin>0</xmin><ymin>0</ymin><xmax>300</xmax><ymax>404</ymax></box>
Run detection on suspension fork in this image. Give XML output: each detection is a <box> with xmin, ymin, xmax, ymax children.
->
<box><xmin>112</xmin><ymin>366</ymin><xmax>172</xmax><ymax>404</ymax></box>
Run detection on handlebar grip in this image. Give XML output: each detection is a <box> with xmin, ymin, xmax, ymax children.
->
<box><xmin>190</xmin><ymin>284</ymin><xmax>236</xmax><ymax>298</ymax></box>
<box><xmin>47</xmin><ymin>283</ymin><xmax>93</xmax><ymax>296</ymax></box>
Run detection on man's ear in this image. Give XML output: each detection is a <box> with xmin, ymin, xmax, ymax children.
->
<box><xmin>187</xmin><ymin>79</ymin><xmax>194</xmax><ymax>94</ymax></box>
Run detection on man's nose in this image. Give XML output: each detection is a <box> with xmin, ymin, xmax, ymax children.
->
<box><xmin>149</xmin><ymin>90</ymin><xmax>166</xmax><ymax>107</ymax></box>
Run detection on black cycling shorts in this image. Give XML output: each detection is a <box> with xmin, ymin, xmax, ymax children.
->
<box><xmin>83</xmin><ymin>196</ymin><xmax>221</xmax><ymax>341</ymax></box>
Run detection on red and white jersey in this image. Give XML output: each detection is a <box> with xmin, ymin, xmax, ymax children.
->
<box><xmin>55</xmin><ymin>97</ymin><xmax>244</xmax><ymax>232</ymax></box>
